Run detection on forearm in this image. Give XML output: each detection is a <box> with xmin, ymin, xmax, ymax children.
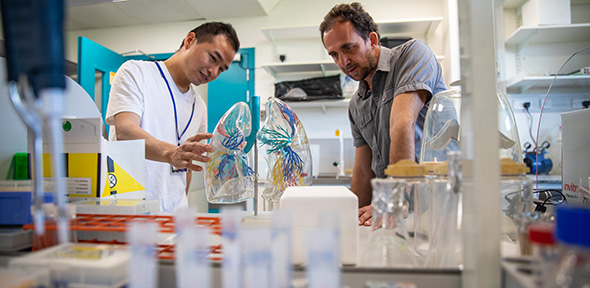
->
<box><xmin>388</xmin><ymin>118</ymin><xmax>416</xmax><ymax>165</ymax></box>
<box><xmin>351</xmin><ymin>172</ymin><xmax>373</xmax><ymax>207</ymax></box>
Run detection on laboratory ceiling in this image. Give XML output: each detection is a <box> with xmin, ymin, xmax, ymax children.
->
<box><xmin>65</xmin><ymin>0</ymin><xmax>282</xmax><ymax>30</ymax></box>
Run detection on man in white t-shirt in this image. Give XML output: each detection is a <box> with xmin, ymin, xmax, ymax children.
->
<box><xmin>105</xmin><ymin>22</ymin><xmax>240</xmax><ymax>212</ymax></box>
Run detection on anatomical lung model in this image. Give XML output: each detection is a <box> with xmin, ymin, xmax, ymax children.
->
<box><xmin>205</xmin><ymin>102</ymin><xmax>254</xmax><ymax>203</ymax></box>
<box><xmin>257</xmin><ymin>97</ymin><xmax>312</xmax><ymax>202</ymax></box>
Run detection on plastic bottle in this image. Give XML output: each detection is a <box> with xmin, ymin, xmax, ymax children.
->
<box><xmin>528</xmin><ymin>222</ymin><xmax>558</xmax><ymax>288</ymax></box>
<box><xmin>341</xmin><ymin>75</ymin><xmax>357</xmax><ymax>98</ymax></box>
<box><xmin>553</xmin><ymin>205</ymin><xmax>590</xmax><ymax>287</ymax></box>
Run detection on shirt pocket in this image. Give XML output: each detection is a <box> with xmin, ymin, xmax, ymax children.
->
<box><xmin>356</xmin><ymin>112</ymin><xmax>378</xmax><ymax>154</ymax></box>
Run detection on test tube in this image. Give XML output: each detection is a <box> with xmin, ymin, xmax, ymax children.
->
<box><xmin>271</xmin><ymin>210</ymin><xmax>293</xmax><ymax>288</ymax></box>
<box><xmin>305</xmin><ymin>225</ymin><xmax>341</xmax><ymax>288</ymax></box>
<box><xmin>128</xmin><ymin>220</ymin><xmax>157</xmax><ymax>288</ymax></box>
<box><xmin>221</xmin><ymin>208</ymin><xmax>243</xmax><ymax>288</ymax></box>
<box><xmin>242</xmin><ymin>227</ymin><xmax>271</xmax><ymax>288</ymax></box>
<box><xmin>175</xmin><ymin>208</ymin><xmax>210</xmax><ymax>288</ymax></box>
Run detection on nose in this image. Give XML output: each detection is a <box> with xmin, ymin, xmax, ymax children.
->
<box><xmin>338</xmin><ymin>54</ymin><xmax>349</xmax><ymax>68</ymax></box>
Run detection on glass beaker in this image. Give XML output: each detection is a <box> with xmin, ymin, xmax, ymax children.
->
<box><xmin>361</xmin><ymin>177</ymin><xmax>412</xmax><ymax>267</ymax></box>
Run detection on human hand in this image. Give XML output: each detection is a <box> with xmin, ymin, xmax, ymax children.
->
<box><xmin>169</xmin><ymin>133</ymin><xmax>213</xmax><ymax>171</ymax></box>
<box><xmin>358</xmin><ymin>205</ymin><xmax>372</xmax><ymax>226</ymax></box>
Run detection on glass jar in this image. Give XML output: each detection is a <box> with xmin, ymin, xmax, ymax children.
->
<box><xmin>553</xmin><ymin>205</ymin><xmax>590</xmax><ymax>288</ymax></box>
<box><xmin>499</xmin><ymin>158</ymin><xmax>535</xmax><ymax>255</ymax></box>
<box><xmin>383</xmin><ymin>160</ymin><xmax>430</xmax><ymax>266</ymax></box>
<box><xmin>425</xmin><ymin>152</ymin><xmax>463</xmax><ymax>268</ymax></box>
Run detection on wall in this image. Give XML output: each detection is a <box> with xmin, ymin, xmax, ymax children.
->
<box><xmin>0</xmin><ymin>57</ymin><xmax>28</xmax><ymax>180</ymax></box>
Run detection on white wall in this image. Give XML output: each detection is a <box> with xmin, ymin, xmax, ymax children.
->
<box><xmin>0</xmin><ymin>57</ymin><xmax>28</xmax><ymax>180</ymax></box>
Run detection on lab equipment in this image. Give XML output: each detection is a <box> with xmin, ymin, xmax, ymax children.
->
<box><xmin>499</xmin><ymin>158</ymin><xmax>536</xmax><ymax>255</ymax></box>
<box><xmin>382</xmin><ymin>160</ymin><xmax>430</xmax><ymax>266</ymax></box>
<box><xmin>279</xmin><ymin>186</ymin><xmax>358</xmax><ymax>265</ymax></box>
<box><xmin>221</xmin><ymin>208</ymin><xmax>243</xmax><ymax>288</ymax></box>
<box><xmin>206</xmin><ymin>102</ymin><xmax>255</xmax><ymax>203</ymax></box>
<box><xmin>258</xmin><ymin>98</ymin><xmax>312</xmax><ymax>204</ymax></box>
<box><xmin>271</xmin><ymin>210</ymin><xmax>294</xmax><ymax>288</ymax></box>
<box><xmin>128</xmin><ymin>221</ymin><xmax>157</xmax><ymax>288</ymax></box>
<box><xmin>175</xmin><ymin>208</ymin><xmax>211</xmax><ymax>288</ymax></box>
<box><xmin>420</xmin><ymin>86</ymin><xmax>522</xmax><ymax>163</ymax></box>
<box><xmin>425</xmin><ymin>151</ymin><xmax>463</xmax><ymax>268</ymax></box>
<box><xmin>362</xmin><ymin>177</ymin><xmax>412</xmax><ymax>267</ymax></box>
<box><xmin>528</xmin><ymin>222</ymin><xmax>558</xmax><ymax>288</ymax></box>
<box><xmin>242</xmin><ymin>227</ymin><xmax>272</xmax><ymax>288</ymax></box>
<box><xmin>2</xmin><ymin>0</ymin><xmax>68</xmax><ymax>241</ymax></box>
<box><xmin>553</xmin><ymin>205</ymin><xmax>590</xmax><ymax>287</ymax></box>
<box><xmin>306</xmin><ymin>226</ymin><xmax>341</xmax><ymax>288</ymax></box>
<box><xmin>9</xmin><ymin>243</ymin><xmax>130</xmax><ymax>288</ymax></box>
<box><xmin>523</xmin><ymin>141</ymin><xmax>553</xmax><ymax>175</ymax></box>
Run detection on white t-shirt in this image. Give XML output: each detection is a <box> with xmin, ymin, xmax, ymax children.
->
<box><xmin>106</xmin><ymin>60</ymin><xmax>207</xmax><ymax>212</ymax></box>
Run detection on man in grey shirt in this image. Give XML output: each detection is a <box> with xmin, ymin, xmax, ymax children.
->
<box><xmin>320</xmin><ymin>2</ymin><xmax>447</xmax><ymax>225</ymax></box>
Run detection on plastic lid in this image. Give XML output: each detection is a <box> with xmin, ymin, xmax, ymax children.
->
<box><xmin>555</xmin><ymin>205</ymin><xmax>590</xmax><ymax>248</ymax></box>
<box><xmin>500</xmin><ymin>158</ymin><xmax>528</xmax><ymax>175</ymax></box>
<box><xmin>528</xmin><ymin>223</ymin><xmax>556</xmax><ymax>245</ymax></box>
<box><xmin>384</xmin><ymin>159</ymin><xmax>426</xmax><ymax>176</ymax></box>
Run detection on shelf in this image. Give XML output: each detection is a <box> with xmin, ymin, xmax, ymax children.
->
<box><xmin>262</xmin><ymin>56</ymin><xmax>444</xmax><ymax>77</ymax></box>
<box><xmin>506</xmin><ymin>74</ymin><xmax>590</xmax><ymax>93</ymax></box>
<box><xmin>505</xmin><ymin>23</ymin><xmax>590</xmax><ymax>45</ymax></box>
<box><xmin>262</xmin><ymin>60</ymin><xmax>340</xmax><ymax>77</ymax></box>
<box><xmin>261</xmin><ymin>17</ymin><xmax>442</xmax><ymax>43</ymax></box>
<box><xmin>283</xmin><ymin>98</ymin><xmax>350</xmax><ymax>113</ymax></box>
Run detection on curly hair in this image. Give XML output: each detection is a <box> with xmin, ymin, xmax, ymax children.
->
<box><xmin>179</xmin><ymin>22</ymin><xmax>240</xmax><ymax>52</ymax></box>
<box><xmin>319</xmin><ymin>2</ymin><xmax>379</xmax><ymax>44</ymax></box>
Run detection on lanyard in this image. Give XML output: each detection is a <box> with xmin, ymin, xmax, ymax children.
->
<box><xmin>155</xmin><ymin>62</ymin><xmax>195</xmax><ymax>146</ymax></box>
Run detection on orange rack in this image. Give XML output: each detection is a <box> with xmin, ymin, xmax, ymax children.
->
<box><xmin>23</xmin><ymin>214</ymin><xmax>224</xmax><ymax>260</ymax></box>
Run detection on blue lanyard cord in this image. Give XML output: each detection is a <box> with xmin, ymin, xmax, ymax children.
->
<box><xmin>155</xmin><ymin>62</ymin><xmax>196</xmax><ymax>146</ymax></box>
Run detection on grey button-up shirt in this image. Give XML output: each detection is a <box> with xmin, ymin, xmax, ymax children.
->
<box><xmin>348</xmin><ymin>39</ymin><xmax>448</xmax><ymax>178</ymax></box>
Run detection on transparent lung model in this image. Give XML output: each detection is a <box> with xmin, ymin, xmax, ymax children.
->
<box><xmin>257</xmin><ymin>98</ymin><xmax>312</xmax><ymax>203</ymax></box>
<box><xmin>205</xmin><ymin>102</ymin><xmax>254</xmax><ymax>203</ymax></box>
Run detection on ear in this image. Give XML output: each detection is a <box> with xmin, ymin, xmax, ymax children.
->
<box><xmin>368</xmin><ymin>32</ymin><xmax>379</xmax><ymax>47</ymax></box>
<box><xmin>183</xmin><ymin>32</ymin><xmax>197</xmax><ymax>50</ymax></box>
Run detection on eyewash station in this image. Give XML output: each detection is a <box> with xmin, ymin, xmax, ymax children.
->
<box><xmin>1</xmin><ymin>0</ymin><xmax>590</xmax><ymax>288</ymax></box>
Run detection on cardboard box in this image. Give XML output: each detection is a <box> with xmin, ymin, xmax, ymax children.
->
<box><xmin>40</xmin><ymin>77</ymin><xmax>145</xmax><ymax>199</ymax></box>
<box><xmin>522</xmin><ymin>0</ymin><xmax>571</xmax><ymax>26</ymax></box>
<box><xmin>561</xmin><ymin>109</ymin><xmax>590</xmax><ymax>204</ymax></box>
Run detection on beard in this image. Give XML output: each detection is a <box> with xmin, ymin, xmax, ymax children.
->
<box><xmin>345</xmin><ymin>50</ymin><xmax>377</xmax><ymax>82</ymax></box>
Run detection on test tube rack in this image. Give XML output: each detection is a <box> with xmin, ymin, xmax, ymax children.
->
<box><xmin>23</xmin><ymin>214</ymin><xmax>224</xmax><ymax>261</ymax></box>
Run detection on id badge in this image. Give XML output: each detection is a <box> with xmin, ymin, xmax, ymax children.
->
<box><xmin>170</xmin><ymin>165</ymin><xmax>187</xmax><ymax>173</ymax></box>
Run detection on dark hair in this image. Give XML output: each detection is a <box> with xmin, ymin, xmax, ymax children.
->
<box><xmin>319</xmin><ymin>2</ymin><xmax>379</xmax><ymax>44</ymax></box>
<box><xmin>179</xmin><ymin>22</ymin><xmax>240</xmax><ymax>52</ymax></box>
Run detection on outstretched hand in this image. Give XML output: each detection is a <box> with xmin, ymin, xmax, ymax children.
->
<box><xmin>169</xmin><ymin>133</ymin><xmax>213</xmax><ymax>171</ymax></box>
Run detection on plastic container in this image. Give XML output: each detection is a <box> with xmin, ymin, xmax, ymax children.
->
<box><xmin>73</xmin><ymin>199</ymin><xmax>160</xmax><ymax>215</ymax></box>
<box><xmin>528</xmin><ymin>222</ymin><xmax>558</xmax><ymax>288</ymax></box>
<box><xmin>9</xmin><ymin>243</ymin><xmax>130</xmax><ymax>288</ymax></box>
<box><xmin>499</xmin><ymin>158</ymin><xmax>535</xmax><ymax>254</ymax></box>
<box><xmin>0</xmin><ymin>228</ymin><xmax>32</xmax><ymax>252</ymax></box>
<box><xmin>553</xmin><ymin>205</ymin><xmax>590</xmax><ymax>287</ymax></box>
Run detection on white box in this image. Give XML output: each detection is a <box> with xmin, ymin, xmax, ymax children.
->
<box><xmin>561</xmin><ymin>109</ymin><xmax>590</xmax><ymax>204</ymax></box>
<box><xmin>279</xmin><ymin>186</ymin><xmax>358</xmax><ymax>265</ymax></box>
<box><xmin>522</xmin><ymin>0</ymin><xmax>571</xmax><ymax>26</ymax></box>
